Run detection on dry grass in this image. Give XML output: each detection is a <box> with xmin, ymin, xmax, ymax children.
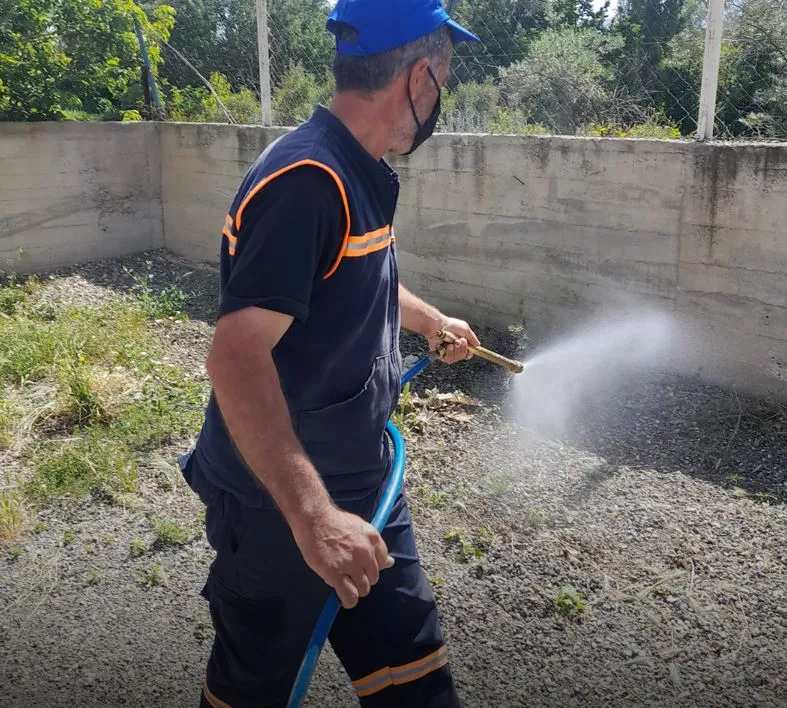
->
<box><xmin>0</xmin><ymin>477</ymin><xmax>28</xmax><ymax>542</ymax></box>
<box><xmin>0</xmin><ymin>277</ymin><xmax>207</xmax><ymax>509</ymax></box>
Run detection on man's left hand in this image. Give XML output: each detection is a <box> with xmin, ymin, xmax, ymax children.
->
<box><xmin>427</xmin><ymin>317</ymin><xmax>480</xmax><ymax>364</ymax></box>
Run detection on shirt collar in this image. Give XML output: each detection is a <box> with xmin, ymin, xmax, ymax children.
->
<box><xmin>310</xmin><ymin>105</ymin><xmax>397</xmax><ymax>179</ymax></box>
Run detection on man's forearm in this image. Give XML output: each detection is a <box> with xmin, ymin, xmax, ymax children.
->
<box><xmin>399</xmin><ymin>284</ymin><xmax>443</xmax><ymax>338</ymax></box>
<box><xmin>207</xmin><ymin>341</ymin><xmax>331</xmax><ymax>529</ymax></box>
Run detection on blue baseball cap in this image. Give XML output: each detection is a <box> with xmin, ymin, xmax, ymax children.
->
<box><xmin>326</xmin><ymin>0</ymin><xmax>480</xmax><ymax>57</ymax></box>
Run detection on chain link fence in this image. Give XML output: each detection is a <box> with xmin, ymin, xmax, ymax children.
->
<box><xmin>153</xmin><ymin>0</ymin><xmax>787</xmax><ymax>141</ymax></box>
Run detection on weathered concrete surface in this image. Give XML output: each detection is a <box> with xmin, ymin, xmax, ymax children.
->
<box><xmin>159</xmin><ymin>123</ymin><xmax>786</xmax><ymax>393</ymax></box>
<box><xmin>159</xmin><ymin>123</ymin><xmax>289</xmax><ymax>263</ymax></box>
<box><xmin>390</xmin><ymin>135</ymin><xmax>787</xmax><ymax>393</ymax></box>
<box><xmin>2</xmin><ymin>121</ymin><xmax>785</xmax><ymax>393</ymax></box>
<box><xmin>0</xmin><ymin>122</ymin><xmax>163</xmax><ymax>273</ymax></box>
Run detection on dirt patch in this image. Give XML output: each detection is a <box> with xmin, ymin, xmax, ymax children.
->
<box><xmin>1</xmin><ymin>251</ymin><xmax>785</xmax><ymax>707</ymax></box>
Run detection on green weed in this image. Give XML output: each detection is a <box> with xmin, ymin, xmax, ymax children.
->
<box><xmin>415</xmin><ymin>484</ymin><xmax>446</xmax><ymax>508</ymax></box>
<box><xmin>30</xmin><ymin>434</ymin><xmax>138</xmax><ymax>501</ymax></box>
<box><xmin>444</xmin><ymin>527</ymin><xmax>495</xmax><ymax>563</ymax></box>
<box><xmin>484</xmin><ymin>474</ymin><xmax>511</xmax><ymax>498</ymax></box>
<box><xmin>0</xmin><ymin>276</ymin><xmax>38</xmax><ymax>315</ymax></box>
<box><xmin>0</xmin><ymin>286</ymin><xmax>26</xmax><ymax>316</ymax></box>
<box><xmin>87</xmin><ymin>569</ymin><xmax>102</xmax><ymax>585</ymax></box>
<box><xmin>152</xmin><ymin>517</ymin><xmax>190</xmax><ymax>546</ymax></box>
<box><xmin>391</xmin><ymin>383</ymin><xmax>413</xmax><ymax>429</ymax></box>
<box><xmin>57</xmin><ymin>359</ymin><xmax>106</xmax><ymax>425</ymax></box>
<box><xmin>553</xmin><ymin>586</ymin><xmax>588</xmax><ymax>620</ymax></box>
<box><xmin>0</xmin><ymin>285</ymin><xmax>207</xmax><ymax>508</ymax></box>
<box><xmin>428</xmin><ymin>575</ymin><xmax>446</xmax><ymax>589</ymax></box>
<box><xmin>63</xmin><ymin>529</ymin><xmax>76</xmax><ymax>546</ymax></box>
<box><xmin>141</xmin><ymin>563</ymin><xmax>167</xmax><ymax>587</ymax></box>
<box><xmin>0</xmin><ymin>392</ymin><xmax>14</xmax><ymax>449</ymax></box>
<box><xmin>8</xmin><ymin>545</ymin><xmax>23</xmax><ymax>560</ymax></box>
<box><xmin>125</xmin><ymin>265</ymin><xmax>189</xmax><ymax>320</ymax></box>
<box><xmin>0</xmin><ymin>298</ymin><xmax>152</xmax><ymax>385</ymax></box>
<box><xmin>194</xmin><ymin>621</ymin><xmax>212</xmax><ymax>643</ymax></box>
<box><xmin>521</xmin><ymin>507</ymin><xmax>546</xmax><ymax>530</ymax></box>
<box><xmin>109</xmin><ymin>386</ymin><xmax>204</xmax><ymax>453</ymax></box>
<box><xmin>130</xmin><ymin>536</ymin><xmax>148</xmax><ymax>557</ymax></box>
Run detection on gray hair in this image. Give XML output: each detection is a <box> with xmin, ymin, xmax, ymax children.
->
<box><xmin>332</xmin><ymin>26</ymin><xmax>451</xmax><ymax>94</ymax></box>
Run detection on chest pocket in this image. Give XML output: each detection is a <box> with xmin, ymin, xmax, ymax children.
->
<box><xmin>295</xmin><ymin>346</ymin><xmax>402</xmax><ymax>497</ymax></box>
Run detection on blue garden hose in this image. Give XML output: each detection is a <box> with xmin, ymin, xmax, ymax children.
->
<box><xmin>286</xmin><ymin>352</ymin><xmax>438</xmax><ymax>708</ymax></box>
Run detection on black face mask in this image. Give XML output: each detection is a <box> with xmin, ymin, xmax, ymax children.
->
<box><xmin>403</xmin><ymin>67</ymin><xmax>441</xmax><ymax>155</ymax></box>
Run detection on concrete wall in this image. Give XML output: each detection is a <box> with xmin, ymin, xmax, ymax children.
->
<box><xmin>392</xmin><ymin>135</ymin><xmax>787</xmax><ymax>391</ymax></box>
<box><xmin>0</xmin><ymin>122</ymin><xmax>163</xmax><ymax>273</ymax></box>
<box><xmin>2</xmin><ymin>121</ymin><xmax>785</xmax><ymax>393</ymax></box>
<box><xmin>159</xmin><ymin>123</ymin><xmax>289</xmax><ymax>262</ymax></box>
<box><xmin>159</xmin><ymin>123</ymin><xmax>787</xmax><ymax>393</ymax></box>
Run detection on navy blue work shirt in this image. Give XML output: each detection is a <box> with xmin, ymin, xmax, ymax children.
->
<box><xmin>190</xmin><ymin>106</ymin><xmax>404</xmax><ymax>507</ymax></box>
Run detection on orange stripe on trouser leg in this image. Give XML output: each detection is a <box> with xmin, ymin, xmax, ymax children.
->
<box><xmin>202</xmin><ymin>680</ymin><xmax>233</xmax><ymax>708</ymax></box>
<box><xmin>352</xmin><ymin>646</ymin><xmax>449</xmax><ymax>698</ymax></box>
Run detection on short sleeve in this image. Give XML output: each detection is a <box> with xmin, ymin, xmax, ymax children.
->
<box><xmin>218</xmin><ymin>165</ymin><xmax>347</xmax><ymax>321</ymax></box>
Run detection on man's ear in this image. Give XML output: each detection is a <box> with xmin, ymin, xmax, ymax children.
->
<box><xmin>406</xmin><ymin>57</ymin><xmax>431</xmax><ymax>97</ymax></box>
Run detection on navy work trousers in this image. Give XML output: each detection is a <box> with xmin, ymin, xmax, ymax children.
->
<box><xmin>183</xmin><ymin>457</ymin><xmax>460</xmax><ymax>708</ymax></box>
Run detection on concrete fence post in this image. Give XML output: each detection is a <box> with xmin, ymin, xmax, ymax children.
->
<box><xmin>256</xmin><ymin>0</ymin><xmax>273</xmax><ymax>126</ymax></box>
<box><xmin>696</xmin><ymin>0</ymin><xmax>725</xmax><ymax>141</ymax></box>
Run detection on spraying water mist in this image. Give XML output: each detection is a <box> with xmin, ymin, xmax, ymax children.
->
<box><xmin>510</xmin><ymin>308</ymin><xmax>677</xmax><ymax>439</ymax></box>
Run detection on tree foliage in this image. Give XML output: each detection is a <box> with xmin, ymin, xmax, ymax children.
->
<box><xmin>0</xmin><ymin>0</ymin><xmax>173</xmax><ymax>121</ymax></box>
<box><xmin>500</xmin><ymin>28</ymin><xmax>623</xmax><ymax>133</ymax></box>
<box><xmin>1</xmin><ymin>0</ymin><xmax>785</xmax><ymax>138</ymax></box>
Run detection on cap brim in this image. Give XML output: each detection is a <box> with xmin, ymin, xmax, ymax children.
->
<box><xmin>445</xmin><ymin>17</ymin><xmax>481</xmax><ymax>45</ymax></box>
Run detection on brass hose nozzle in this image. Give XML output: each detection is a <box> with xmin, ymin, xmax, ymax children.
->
<box><xmin>437</xmin><ymin>330</ymin><xmax>525</xmax><ymax>374</ymax></box>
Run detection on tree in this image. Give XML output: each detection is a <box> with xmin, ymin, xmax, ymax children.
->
<box><xmin>608</xmin><ymin>0</ymin><xmax>690</xmax><ymax>114</ymax></box>
<box><xmin>449</xmin><ymin>0</ymin><xmax>553</xmax><ymax>85</ymax></box>
<box><xmin>664</xmin><ymin>0</ymin><xmax>787</xmax><ymax>136</ymax></box>
<box><xmin>0</xmin><ymin>0</ymin><xmax>69</xmax><ymax>120</ymax></box>
<box><xmin>0</xmin><ymin>0</ymin><xmax>174</xmax><ymax>121</ymax></box>
<box><xmin>157</xmin><ymin>0</ymin><xmax>333</xmax><ymax>95</ymax></box>
<box><xmin>552</xmin><ymin>0</ymin><xmax>611</xmax><ymax>30</ymax></box>
<box><xmin>272</xmin><ymin>63</ymin><xmax>333</xmax><ymax>125</ymax></box>
<box><xmin>500</xmin><ymin>27</ymin><xmax>623</xmax><ymax>133</ymax></box>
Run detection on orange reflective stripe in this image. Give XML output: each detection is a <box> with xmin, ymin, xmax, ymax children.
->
<box><xmin>202</xmin><ymin>680</ymin><xmax>232</xmax><ymax>708</ymax></box>
<box><xmin>224</xmin><ymin>214</ymin><xmax>233</xmax><ymax>227</ymax></box>
<box><xmin>222</xmin><ymin>225</ymin><xmax>237</xmax><ymax>255</ymax></box>
<box><xmin>347</xmin><ymin>225</ymin><xmax>390</xmax><ymax>245</ymax></box>
<box><xmin>345</xmin><ymin>225</ymin><xmax>392</xmax><ymax>258</ymax></box>
<box><xmin>352</xmin><ymin>647</ymin><xmax>449</xmax><ymax>698</ymax></box>
<box><xmin>234</xmin><ymin>159</ymin><xmax>351</xmax><ymax>280</ymax></box>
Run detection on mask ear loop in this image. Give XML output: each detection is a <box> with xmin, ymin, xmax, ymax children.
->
<box><xmin>406</xmin><ymin>67</ymin><xmax>424</xmax><ymax>132</ymax></box>
<box><xmin>407</xmin><ymin>65</ymin><xmax>441</xmax><ymax>129</ymax></box>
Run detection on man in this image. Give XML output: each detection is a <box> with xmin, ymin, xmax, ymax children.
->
<box><xmin>180</xmin><ymin>0</ymin><xmax>481</xmax><ymax>705</ymax></box>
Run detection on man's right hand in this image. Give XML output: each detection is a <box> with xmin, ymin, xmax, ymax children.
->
<box><xmin>292</xmin><ymin>505</ymin><xmax>395</xmax><ymax>609</ymax></box>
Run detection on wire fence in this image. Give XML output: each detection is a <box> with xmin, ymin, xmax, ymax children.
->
<box><xmin>153</xmin><ymin>0</ymin><xmax>787</xmax><ymax>141</ymax></box>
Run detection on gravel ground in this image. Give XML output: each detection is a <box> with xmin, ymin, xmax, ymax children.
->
<box><xmin>1</xmin><ymin>250</ymin><xmax>785</xmax><ymax>708</ymax></box>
